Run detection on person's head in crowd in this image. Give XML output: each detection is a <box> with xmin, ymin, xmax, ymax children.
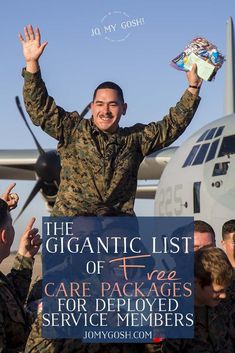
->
<box><xmin>194</xmin><ymin>247</ymin><xmax>233</xmax><ymax>307</ymax></box>
<box><xmin>0</xmin><ymin>184</ymin><xmax>40</xmax><ymax>265</ymax></box>
<box><xmin>221</xmin><ymin>219</ymin><xmax>235</xmax><ymax>268</ymax></box>
<box><xmin>194</xmin><ymin>220</ymin><xmax>216</xmax><ymax>251</ymax></box>
<box><xmin>91</xmin><ymin>81</ymin><xmax>127</xmax><ymax>133</ymax></box>
<box><xmin>0</xmin><ymin>199</ymin><xmax>15</xmax><ymax>262</ymax></box>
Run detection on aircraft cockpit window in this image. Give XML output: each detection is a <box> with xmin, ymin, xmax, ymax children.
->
<box><xmin>212</xmin><ymin>162</ymin><xmax>230</xmax><ymax>176</ymax></box>
<box><xmin>182</xmin><ymin>145</ymin><xmax>200</xmax><ymax>167</ymax></box>
<box><xmin>205</xmin><ymin>139</ymin><xmax>219</xmax><ymax>162</ymax></box>
<box><xmin>214</xmin><ymin>126</ymin><xmax>225</xmax><ymax>138</ymax></box>
<box><xmin>196</xmin><ymin>130</ymin><xmax>210</xmax><ymax>142</ymax></box>
<box><xmin>218</xmin><ymin>135</ymin><xmax>235</xmax><ymax>157</ymax></box>
<box><xmin>192</xmin><ymin>143</ymin><xmax>210</xmax><ymax>165</ymax></box>
<box><xmin>205</xmin><ymin>128</ymin><xmax>217</xmax><ymax>140</ymax></box>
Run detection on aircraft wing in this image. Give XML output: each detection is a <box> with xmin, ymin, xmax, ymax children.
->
<box><xmin>0</xmin><ymin>146</ymin><xmax>178</xmax><ymax>183</ymax></box>
<box><xmin>136</xmin><ymin>185</ymin><xmax>158</xmax><ymax>199</ymax></box>
<box><xmin>137</xmin><ymin>146</ymin><xmax>178</xmax><ymax>180</ymax></box>
<box><xmin>136</xmin><ymin>146</ymin><xmax>178</xmax><ymax>199</ymax></box>
<box><xmin>0</xmin><ymin>150</ymin><xmax>39</xmax><ymax>180</ymax></box>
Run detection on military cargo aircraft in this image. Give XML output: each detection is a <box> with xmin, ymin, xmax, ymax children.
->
<box><xmin>0</xmin><ymin>17</ymin><xmax>234</xmax><ymax>243</ymax></box>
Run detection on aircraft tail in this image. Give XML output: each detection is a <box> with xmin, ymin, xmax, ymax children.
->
<box><xmin>224</xmin><ymin>17</ymin><xmax>235</xmax><ymax>115</ymax></box>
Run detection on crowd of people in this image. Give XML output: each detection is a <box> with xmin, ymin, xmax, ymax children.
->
<box><xmin>1</xmin><ymin>190</ymin><xmax>234</xmax><ymax>352</ymax></box>
<box><xmin>0</xmin><ymin>24</ymin><xmax>234</xmax><ymax>352</ymax></box>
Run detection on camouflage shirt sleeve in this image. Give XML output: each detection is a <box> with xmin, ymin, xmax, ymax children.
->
<box><xmin>133</xmin><ymin>90</ymin><xmax>201</xmax><ymax>157</ymax></box>
<box><xmin>6</xmin><ymin>253</ymin><xmax>34</xmax><ymax>305</ymax></box>
<box><xmin>22</xmin><ymin>69</ymin><xmax>81</xmax><ymax>145</ymax></box>
<box><xmin>0</xmin><ymin>307</ymin><xmax>6</xmax><ymax>353</ymax></box>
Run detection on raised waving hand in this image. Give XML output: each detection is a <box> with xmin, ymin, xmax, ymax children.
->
<box><xmin>18</xmin><ymin>25</ymin><xmax>48</xmax><ymax>73</ymax></box>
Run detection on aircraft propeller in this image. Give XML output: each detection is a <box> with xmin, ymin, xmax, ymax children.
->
<box><xmin>14</xmin><ymin>97</ymin><xmax>91</xmax><ymax>221</ymax></box>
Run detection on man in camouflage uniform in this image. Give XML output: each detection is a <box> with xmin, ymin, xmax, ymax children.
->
<box><xmin>220</xmin><ymin>220</ymin><xmax>235</xmax><ymax>348</ymax></box>
<box><xmin>25</xmin><ymin>217</ymin><xmax>144</xmax><ymax>353</ymax></box>
<box><xmin>193</xmin><ymin>220</ymin><xmax>216</xmax><ymax>250</ymax></box>
<box><xmin>19</xmin><ymin>25</ymin><xmax>202</xmax><ymax>217</ymax></box>
<box><xmin>160</xmin><ymin>247</ymin><xmax>234</xmax><ymax>353</ymax></box>
<box><xmin>26</xmin><ymin>312</ymin><xmax>142</xmax><ymax>353</ymax></box>
<box><xmin>0</xmin><ymin>185</ymin><xmax>41</xmax><ymax>352</ymax></box>
<box><xmin>221</xmin><ymin>219</ymin><xmax>235</xmax><ymax>268</ymax></box>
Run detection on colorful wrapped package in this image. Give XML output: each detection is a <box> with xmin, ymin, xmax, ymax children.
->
<box><xmin>171</xmin><ymin>37</ymin><xmax>225</xmax><ymax>81</ymax></box>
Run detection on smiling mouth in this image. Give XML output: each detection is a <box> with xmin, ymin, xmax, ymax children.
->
<box><xmin>100</xmin><ymin>117</ymin><xmax>112</xmax><ymax>121</ymax></box>
<box><xmin>100</xmin><ymin>113</ymin><xmax>113</xmax><ymax>121</ymax></box>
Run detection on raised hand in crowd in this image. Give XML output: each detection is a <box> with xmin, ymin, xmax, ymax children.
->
<box><xmin>18</xmin><ymin>217</ymin><xmax>41</xmax><ymax>258</ymax></box>
<box><xmin>18</xmin><ymin>24</ymin><xmax>48</xmax><ymax>73</ymax></box>
<box><xmin>0</xmin><ymin>182</ymin><xmax>19</xmax><ymax>210</ymax></box>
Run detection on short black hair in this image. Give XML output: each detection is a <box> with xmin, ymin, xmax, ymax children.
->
<box><xmin>222</xmin><ymin>219</ymin><xmax>235</xmax><ymax>240</ymax></box>
<box><xmin>93</xmin><ymin>81</ymin><xmax>124</xmax><ymax>103</ymax></box>
<box><xmin>194</xmin><ymin>220</ymin><xmax>215</xmax><ymax>242</ymax></box>
<box><xmin>0</xmin><ymin>199</ymin><xmax>8</xmax><ymax>229</ymax></box>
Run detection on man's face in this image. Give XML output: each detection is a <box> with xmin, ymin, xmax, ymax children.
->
<box><xmin>221</xmin><ymin>232</ymin><xmax>235</xmax><ymax>266</ymax></box>
<box><xmin>194</xmin><ymin>231</ymin><xmax>215</xmax><ymax>251</ymax></box>
<box><xmin>195</xmin><ymin>280</ymin><xmax>227</xmax><ymax>307</ymax></box>
<box><xmin>91</xmin><ymin>89</ymin><xmax>127</xmax><ymax>133</ymax></box>
<box><xmin>1</xmin><ymin>212</ymin><xmax>15</xmax><ymax>259</ymax></box>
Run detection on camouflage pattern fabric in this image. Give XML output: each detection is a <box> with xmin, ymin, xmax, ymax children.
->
<box><xmin>22</xmin><ymin>69</ymin><xmax>200</xmax><ymax>217</ymax></box>
<box><xmin>227</xmin><ymin>273</ymin><xmax>235</xmax><ymax>345</ymax></box>
<box><xmin>25</xmin><ymin>312</ymin><xmax>144</xmax><ymax>353</ymax></box>
<box><xmin>26</xmin><ymin>277</ymin><xmax>147</xmax><ymax>353</ymax></box>
<box><xmin>27</xmin><ymin>276</ymin><xmax>42</xmax><ymax>305</ymax></box>
<box><xmin>215</xmin><ymin>271</ymin><xmax>235</xmax><ymax>348</ymax></box>
<box><xmin>144</xmin><ymin>342</ymin><xmax>164</xmax><ymax>353</ymax></box>
<box><xmin>161</xmin><ymin>304</ymin><xmax>235</xmax><ymax>353</ymax></box>
<box><xmin>26</xmin><ymin>276</ymin><xmax>43</xmax><ymax>324</ymax></box>
<box><xmin>0</xmin><ymin>253</ymin><xmax>34</xmax><ymax>353</ymax></box>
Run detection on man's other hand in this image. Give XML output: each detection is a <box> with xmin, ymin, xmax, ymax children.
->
<box><xmin>1</xmin><ymin>183</ymin><xmax>19</xmax><ymax>210</ymax></box>
<box><xmin>18</xmin><ymin>217</ymin><xmax>42</xmax><ymax>258</ymax></box>
<box><xmin>18</xmin><ymin>25</ymin><xmax>48</xmax><ymax>73</ymax></box>
<box><xmin>187</xmin><ymin>64</ymin><xmax>202</xmax><ymax>95</ymax></box>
